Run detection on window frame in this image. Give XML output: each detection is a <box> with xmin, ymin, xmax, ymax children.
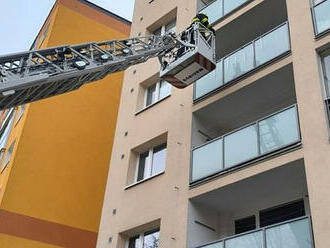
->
<box><xmin>319</xmin><ymin>50</ymin><xmax>330</xmax><ymax>139</ymax></box>
<box><xmin>153</xmin><ymin>19</ymin><xmax>176</xmax><ymax>36</ymax></box>
<box><xmin>134</xmin><ymin>143</ymin><xmax>167</xmax><ymax>183</ymax></box>
<box><xmin>231</xmin><ymin>199</ymin><xmax>306</xmax><ymax>238</ymax></box>
<box><xmin>126</xmin><ymin>229</ymin><xmax>160</xmax><ymax>248</ymax></box>
<box><xmin>144</xmin><ymin>80</ymin><xmax>171</xmax><ymax>108</ymax></box>
<box><xmin>259</xmin><ymin>199</ymin><xmax>305</xmax><ymax>228</ymax></box>
<box><xmin>311</xmin><ymin>0</ymin><xmax>330</xmax><ymax>36</ymax></box>
<box><xmin>144</xmin><ymin>82</ymin><xmax>160</xmax><ymax>107</ymax></box>
<box><xmin>320</xmin><ymin>50</ymin><xmax>330</xmax><ymax>96</ymax></box>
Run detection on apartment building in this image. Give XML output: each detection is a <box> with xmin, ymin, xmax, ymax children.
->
<box><xmin>0</xmin><ymin>1</ymin><xmax>130</xmax><ymax>247</ymax></box>
<box><xmin>97</xmin><ymin>0</ymin><xmax>330</xmax><ymax>247</ymax></box>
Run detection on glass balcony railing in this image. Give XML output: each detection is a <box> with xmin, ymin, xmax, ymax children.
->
<box><xmin>313</xmin><ymin>0</ymin><xmax>330</xmax><ymax>35</ymax></box>
<box><xmin>196</xmin><ymin>217</ymin><xmax>314</xmax><ymax>248</ymax></box>
<box><xmin>191</xmin><ymin>105</ymin><xmax>300</xmax><ymax>182</ymax></box>
<box><xmin>201</xmin><ymin>0</ymin><xmax>223</xmax><ymax>25</ymax></box>
<box><xmin>199</xmin><ymin>0</ymin><xmax>250</xmax><ymax>24</ymax></box>
<box><xmin>194</xmin><ymin>22</ymin><xmax>290</xmax><ymax>100</ymax></box>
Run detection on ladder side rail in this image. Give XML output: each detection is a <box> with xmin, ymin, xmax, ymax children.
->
<box><xmin>0</xmin><ymin>34</ymin><xmax>179</xmax><ymax>110</ymax></box>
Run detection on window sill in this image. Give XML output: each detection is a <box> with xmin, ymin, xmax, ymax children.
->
<box><xmin>125</xmin><ymin>171</ymin><xmax>165</xmax><ymax>190</ymax></box>
<box><xmin>135</xmin><ymin>95</ymin><xmax>171</xmax><ymax>116</ymax></box>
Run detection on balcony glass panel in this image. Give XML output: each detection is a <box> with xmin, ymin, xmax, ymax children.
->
<box><xmin>314</xmin><ymin>0</ymin><xmax>330</xmax><ymax>34</ymax></box>
<box><xmin>224</xmin><ymin>124</ymin><xmax>258</xmax><ymax>168</ymax></box>
<box><xmin>259</xmin><ymin>107</ymin><xmax>299</xmax><ymax>154</ymax></box>
<box><xmin>194</xmin><ymin>23</ymin><xmax>290</xmax><ymax>100</ymax></box>
<box><xmin>191</xmin><ymin>106</ymin><xmax>299</xmax><ymax>182</ymax></box>
<box><xmin>266</xmin><ymin>218</ymin><xmax>313</xmax><ymax>248</ymax></box>
<box><xmin>192</xmin><ymin>138</ymin><xmax>223</xmax><ymax>181</ymax></box>
<box><xmin>225</xmin><ymin>230</ymin><xmax>263</xmax><ymax>248</ymax></box>
<box><xmin>195</xmin><ymin>60</ymin><xmax>223</xmax><ymax>99</ymax></box>
<box><xmin>224</xmin><ymin>44</ymin><xmax>254</xmax><ymax>83</ymax></box>
<box><xmin>224</xmin><ymin>0</ymin><xmax>249</xmax><ymax>15</ymax></box>
<box><xmin>201</xmin><ymin>241</ymin><xmax>224</xmax><ymax>248</ymax></box>
<box><xmin>200</xmin><ymin>0</ymin><xmax>223</xmax><ymax>24</ymax></box>
<box><xmin>196</xmin><ymin>217</ymin><xmax>313</xmax><ymax>248</ymax></box>
<box><xmin>255</xmin><ymin>24</ymin><xmax>290</xmax><ymax>66</ymax></box>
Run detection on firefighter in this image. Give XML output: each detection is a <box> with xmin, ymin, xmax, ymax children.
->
<box><xmin>192</xmin><ymin>13</ymin><xmax>215</xmax><ymax>34</ymax></box>
<box><xmin>174</xmin><ymin>13</ymin><xmax>214</xmax><ymax>61</ymax></box>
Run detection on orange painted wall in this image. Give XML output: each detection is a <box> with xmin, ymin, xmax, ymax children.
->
<box><xmin>0</xmin><ymin>0</ymin><xmax>130</xmax><ymax>245</ymax></box>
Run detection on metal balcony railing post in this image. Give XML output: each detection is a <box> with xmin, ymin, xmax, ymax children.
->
<box><xmin>222</xmin><ymin>0</ymin><xmax>225</xmax><ymax>17</ymax></box>
<box><xmin>253</xmin><ymin>40</ymin><xmax>257</xmax><ymax>69</ymax></box>
<box><xmin>256</xmin><ymin>120</ymin><xmax>261</xmax><ymax>156</ymax></box>
<box><xmin>263</xmin><ymin>227</ymin><xmax>267</xmax><ymax>248</ymax></box>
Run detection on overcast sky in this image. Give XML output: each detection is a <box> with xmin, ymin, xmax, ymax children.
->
<box><xmin>0</xmin><ymin>0</ymin><xmax>135</xmax><ymax>55</ymax></box>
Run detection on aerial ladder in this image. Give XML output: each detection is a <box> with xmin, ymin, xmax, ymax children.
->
<box><xmin>0</xmin><ymin>23</ymin><xmax>216</xmax><ymax>110</ymax></box>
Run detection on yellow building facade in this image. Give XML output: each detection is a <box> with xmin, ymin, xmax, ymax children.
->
<box><xmin>0</xmin><ymin>1</ymin><xmax>130</xmax><ymax>247</ymax></box>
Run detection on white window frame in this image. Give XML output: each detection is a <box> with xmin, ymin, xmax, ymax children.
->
<box><xmin>144</xmin><ymin>82</ymin><xmax>159</xmax><ymax>107</ymax></box>
<box><xmin>319</xmin><ymin>51</ymin><xmax>330</xmax><ymax>138</ymax></box>
<box><xmin>134</xmin><ymin>144</ymin><xmax>166</xmax><ymax>183</ymax></box>
<box><xmin>154</xmin><ymin>25</ymin><xmax>166</xmax><ymax>36</ymax></box>
<box><xmin>126</xmin><ymin>229</ymin><xmax>160</xmax><ymax>248</ymax></box>
<box><xmin>153</xmin><ymin>19</ymin><xmax>176</xmax><ymax>36</ymax></box>
<box><xmin>144</xmin><ymin>80</ymin><xmax>171</xmax><ymax>108</ymax></box>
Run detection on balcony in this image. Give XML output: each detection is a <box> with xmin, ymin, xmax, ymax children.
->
<box><xmin>191</xmin><ymin>105</ymin><xmax>300</xmax><ymax>183</ymax></box>
<box><xmin>197</xmin><ymin>0</ymin><xmax>252</xmax><ymax>25</ymax></box>
<box><xmin>194</xmin><ymin>22</ymin><xmax>290</xmax><ymax>100</ymax></box>
<box><xmin>187</xmin><ymin>161</ymin><xmax>313</xmax><ymax>248</ymax></box>
<box><xmin>312</xmin><ymin>0</ymin><xmax>330</xmax><ymax>35</ymax></box>
<box><xmin>197</xmin><ymin>217</ymin><xmax>313</xmax><ymax>248</ymax></box>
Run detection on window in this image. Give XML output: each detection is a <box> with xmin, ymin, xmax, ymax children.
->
<box><xmin>145</xmin><ymin>80</ymin><xmax>171</xmax><ymax>107</ymax></box>
<box><xmin>143</xmin><ymin>230</ymin><xmax>160</xmax><ymax>248</ymax></box>
<box><xmin>128</xmin><ymin>236</ymin><xmax>140</xmax><ymax>248</ymax></box>
<box><xmin>136</xmin><ymin>143</ymin><xmax>167</xmax><ymax>182</ymax></box>
<box><xmin>259</xmin><ymin>200</ymin><xmax>305</xmax><ymax>227</ymax></box>
<box><xmin>0</xmin><ymin>109</ymin><xmax>15</xmax><ymax>171</ymax></box>
<box><xmin>128</xmin><ymin>230</ymin><xmax>160</xmax><ymax>248</ymax></box>
<box><xmin>15</xmin><ymin>105</ymin><xmax>25</xmax><ymax>125</ymax></box>
<box><xmin>235</xmin><ymin>216</ymin><xmax>256</xmax><ymax>234</ymax></box>
<box><xmin>322</xmin><ymin>52</ymin><xmax>330</xmax><ymax>96</ymax></box>
<box><xmin>153</xmin><ymin>19</ymin><xmax>176</xmax><ymax>36</ymax></box>
<box><xmin>321</xmin><ymin>52</ymin><xmax>330</xmax><ymax>126</ymax></box>
<box><xmin>312</xmin><ymin>0</ymin><xmax>330</xmax><ymax>34</ymax></box>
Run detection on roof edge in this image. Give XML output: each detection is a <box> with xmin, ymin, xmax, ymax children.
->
<box><xmin>29</xmin><ymin>1</ymin><xmax>58</xmax><ymax>50</ymax></box>
<box><xmin>30</xmin><ymin>0</ymin><xmax>132</xmax><ymax>50</ymax></box>
<box><xmin>82</xmin><ymin>0</ymin><xmax>132</xmax><ymax>25</ymax></box>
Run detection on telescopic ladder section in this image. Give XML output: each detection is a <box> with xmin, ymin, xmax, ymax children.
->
<box><xmin>0</xmin><ymin>36</ymin><xmax>176</xmax><ymax>110</ymax></box>
<box><xmin>0</xmin><ymin>22</ymin><xmax>215</xmax><ymax>110</ymax></box>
